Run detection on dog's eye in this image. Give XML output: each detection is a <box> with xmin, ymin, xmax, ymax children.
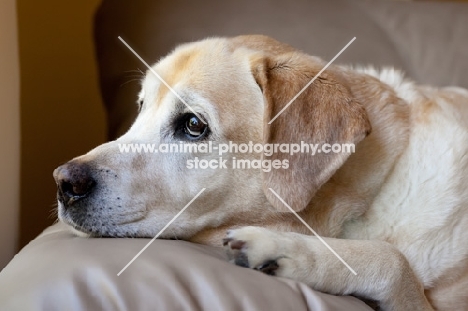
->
<box><xmin>184</xmin><ymin>115</ymin><xmax>207</xmax><ymax>138</ymax></box>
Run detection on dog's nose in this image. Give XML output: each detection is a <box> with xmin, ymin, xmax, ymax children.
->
<box><xmin>53</xmin><ymin>162</ymin><xmax>96</xmax><ymax>206</ymax></box>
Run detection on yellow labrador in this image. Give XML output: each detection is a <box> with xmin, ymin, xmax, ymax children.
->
<box><xmin>53</xmin><ymin>35</ymin><xmax>468</xmax><ymax>310</ymax></box>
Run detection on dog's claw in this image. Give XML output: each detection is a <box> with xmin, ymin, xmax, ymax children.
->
<box><xmin>224</xmin><ymin>238</ymin><xmax>246</xmax><ymax>250</ymax></box>
<box><xmin>255</xmin><ymin>260</ymin><xmax>279</xmax><ymax>276</ymax></box>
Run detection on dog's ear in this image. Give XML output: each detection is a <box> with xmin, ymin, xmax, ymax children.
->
<box><xmin>250</xmin><ymin>51</ymin><xmax>371</xmax><ymax>212</ymax></box>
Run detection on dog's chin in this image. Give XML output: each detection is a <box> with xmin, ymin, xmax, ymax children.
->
<box><xmin>61</xmin><ymin>220</ymin><xmax>94</xmax><ymax>238</ymax></box>
<box><xmin>68</xmin><ymin>226</ymin><xmax>93</xmax><ymax>238</ymax></box>
<box><xmin>58</xmin><ymin>215</ymin><xmax>93</xmax><ymax>238</ymax></box>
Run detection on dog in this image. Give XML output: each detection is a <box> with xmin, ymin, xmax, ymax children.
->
<box><xmin>53</xmin><ymin>35</ymin><xmax>468</xmax><ymax>310</ymax></box>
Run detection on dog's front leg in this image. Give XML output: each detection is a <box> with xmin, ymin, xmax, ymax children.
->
<box><xmin>223</xmin><ymin>226</ymin><xmax>433</xmax><ymax>311</ymax></box>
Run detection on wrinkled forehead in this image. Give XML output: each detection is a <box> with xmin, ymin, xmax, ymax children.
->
<box><xmin>138</xmin><ymin>38</ymin><xmax>253</xmax><ymax>104</ymax></box>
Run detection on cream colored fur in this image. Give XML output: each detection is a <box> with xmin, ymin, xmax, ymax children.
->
<box><xmin>57</xmin><ymin>36</ymin><xmax>468</xmax><ymax>310</ymax></box>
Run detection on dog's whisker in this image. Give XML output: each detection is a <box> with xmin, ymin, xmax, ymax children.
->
<box><xmin>48</xmin><ymin>203</ymin><xmax>59</xmax><ymax>220</ymax></box>
<box><xmin>120</xmin><ymin>78</ymin><xmax>144</xmax><ymax>88</ymax></box>
<box><xmin>123</xmin><ymin>68</ymin><xmax>145</xmax><ymax>76</ymax></box>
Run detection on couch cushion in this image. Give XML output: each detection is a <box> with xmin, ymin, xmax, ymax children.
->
<box><xmin>0</xmin><ymin>223</ymin><xmax>371</xmax><ymax>311</ymax></box>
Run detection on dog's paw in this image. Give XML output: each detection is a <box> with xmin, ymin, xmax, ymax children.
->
<box><xmin>223</xmin><ymin>226</ymin><xmax>298</xmax><ymax>276</ymax></box>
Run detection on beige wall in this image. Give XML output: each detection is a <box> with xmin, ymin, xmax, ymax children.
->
<box><xmin>17</xmin><ymin>0</ymin><xmax>106</xmax><ymax>246</ymax></box>
<box><xmin>0</xmin><ymin>0</ymin><xmax>20</xmax><ymax>269</ymax></box>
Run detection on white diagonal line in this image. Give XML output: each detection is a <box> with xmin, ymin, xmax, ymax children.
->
<box><xmin>268</xmin><ymin>188</ymin><xmax>357</xmax><ymax>275</ymax></box>
<box><xmin>268</xmin><ymin>37</ymin><xmax>356</xmax><ymax>124</ymax></box>
<box><xmin>117</xmin><ymin>188</ymin><xmax>206</xmax><ymax>276</ymax></box>
<box><xmin>118</xmin><ymin>36</ymin><xmax>207</xmax><ymax>124</ymax></box>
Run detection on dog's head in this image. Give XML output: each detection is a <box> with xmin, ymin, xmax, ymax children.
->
<box><xmin>53</xmin><ymin>35</ymin><xmax>370</xmax><ymax>241</ymax></box>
